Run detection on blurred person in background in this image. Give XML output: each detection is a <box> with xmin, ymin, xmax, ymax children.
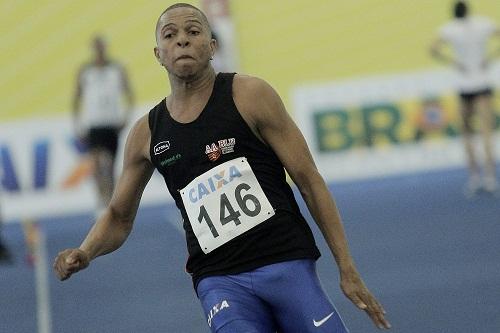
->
<box><xmin>72</xmin><ymin>35</ymin><xmax>135</xmax><ymax>213</ymax></box>
<box><xmin>54</xmin><ymin>3</ymin><xmax>390</xmax><ymax>332</ymax></box>
<box><xmin>210</xmin><ymin>31</ymin><xmax>225</xmax><ymax>72</ymax></box>
<box><xmin>210</xmin><ymin>30</ymin><xmax>236</xmax><ymax>73</ymax></box>
<box><xmin>430</xmin><ymin>0</ymin><xmax>500</xmax><ymax>196</ymax></box>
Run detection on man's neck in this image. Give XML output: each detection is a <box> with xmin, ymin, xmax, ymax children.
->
<box><xmin>165</xmin><ymin>68</ymin><xmax>217</xmax><ymax>122</ymax></box>
<box><xmin>168</xmin><ymin>68</ymin><xmax>216</xmax><ymax>101</ymax></box>
<box><xmin>93</xmin><ymin>56</ymin><xmax>109</xmax><ymax>67</ymax></box>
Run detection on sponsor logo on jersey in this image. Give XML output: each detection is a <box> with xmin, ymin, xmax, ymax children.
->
<box><xmin>207</xmin><ymin>300</ymin><xmax>230</xmax><ymax>327</ymax></box>
<box><xmin>160</xmin><ymin>153</ymin><xmax>182</xmax><ymax>167</ymax></box>
<box><xmin>153</xmin><ymin>141</ymin><xmax>170</xmax><ymax>155</ymax></box>
<box><xmin>187</xmin><ymin>164</ymin><xmax>242</xmax><ymax>203</ymax></box>
<box><xmin>205</xmin><ymin>138</ymin><xmax>236</xmax><ymax>161</ymax></box>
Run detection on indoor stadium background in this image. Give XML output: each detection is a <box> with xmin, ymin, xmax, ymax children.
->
<box><xmin>1</xmin><ymin>1</ymin><xmax>500</xmax><ymax>332</ymax></box>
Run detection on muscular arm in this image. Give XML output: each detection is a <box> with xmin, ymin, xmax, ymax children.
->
<box><xmin>236</xmin><ymin>77</ymin><xmax>355</xmax><ymax>273</ymax></box>
<box><xmin>233</xmin><ymin>75</ymin><xmax>390</xmax><ymax>329</ymax></box>
<box><xmin>80</xmin><ymin>117</ymin><xmax>153</xmax><ymax>260</ymax></box>
<box><xmin>54</xmin><ymin>116</ymin><xmax>154</xmax><ymax>279</ymax></box>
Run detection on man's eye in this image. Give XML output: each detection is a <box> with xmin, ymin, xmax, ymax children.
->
<box><xmin>189</xmin><ymin>30</ymin><xmax>200</xmax><ymax>35</ymax></box>
<box><xmin>164</xmin><ymin>33</ymin><xmax>173</xmax><ymax>39</ymax></box>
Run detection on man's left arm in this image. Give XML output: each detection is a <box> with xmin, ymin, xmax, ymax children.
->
<box><xmin>233</xmin><ymin>75</ymin><xmax>391</xmax><ymax>330</ymax></box>
<box><xmin>486</xmin><ymin>26</ymin><xmax>500</xmax><ymax>63</ymax></box>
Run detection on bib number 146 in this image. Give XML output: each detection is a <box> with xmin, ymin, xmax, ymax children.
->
<box><xmin>180</xmin><ymin>157</ymin><xmax>275</xmax><ymax>253</ymax></box>
<box><xmin>198</xmin><ymin>183</ymin><xmax>261</xmax><ymax>238</ymax></box>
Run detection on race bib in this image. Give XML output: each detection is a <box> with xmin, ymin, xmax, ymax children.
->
<box><xmin>180</xmin><ymin>157</ymin><xmax>275</xmax><ymax>253</ymax></box>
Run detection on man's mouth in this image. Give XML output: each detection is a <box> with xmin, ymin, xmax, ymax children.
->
<box><xmin>177</xmin><ymin>55</ymin><xmax>194</xmax><ymax>60</ymax></box>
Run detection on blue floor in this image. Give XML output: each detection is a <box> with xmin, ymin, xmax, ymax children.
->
<box><xmin>1</xmin><ymin>166</ymin><xmax>499</xmax><ymax>333</ymax></box>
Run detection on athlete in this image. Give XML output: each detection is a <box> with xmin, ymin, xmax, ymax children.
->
<box><xmin>430</xmin><ymin>1</ymin><xmax>500</xmax><ymax>196</ymax></box>
<box><xmin>54</xmin><ymin>3</ymin><xmax>391</xmax><ymax>332</ymax></box>
<box><xmin>73</xmin><ymin>35</ymin><xmax>134</xmax><ymax>211</ymax></box>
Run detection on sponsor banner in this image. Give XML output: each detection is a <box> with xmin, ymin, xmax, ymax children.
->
<box><xmin>0</xmin><ymin>106</ymin><xmax>172</xmax><ymax>222</ymax></box>
<box><xmin>293</xmin><ymin>65</ymin><xmax>500</xmax><ymax>182</ymax></box>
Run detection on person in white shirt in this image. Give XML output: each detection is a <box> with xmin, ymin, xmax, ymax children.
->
<box><xmin>73</xmin><ymin>35</ymin><xmax>134</xmax><ymax>210</ymax></box>
<box><xmin>430</xmin><ymin>1</ymin><xmax>500</xmax><ymax>195</ymax></box>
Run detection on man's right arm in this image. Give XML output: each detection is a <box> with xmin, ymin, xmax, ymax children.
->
<box><xmin>73</xmin><ymin>67</ymin><xmax>83</xmax><ymax>122</ymax></box>
<box><xmin>53</xmin><ymin>116</ymin><xmax>154</xmax><ymax>280</ymax></box>
<box><xmin>72</xmin><ymin>67</ymin><xmax>85</xmax><ymax>139</ymax></box>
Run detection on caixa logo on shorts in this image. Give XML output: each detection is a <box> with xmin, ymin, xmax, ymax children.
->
<box><xmin>205</xmin><ymin>138</ymin><xmax>236</xmax><ymax>161</ymax></box>
<box><xmin>153</xmin><ymin>141</ymin><xmax>170</xmax><ymax>155</ymax></box>
<box><xmin>207</xmin><ymin>300</ymin><xmax>230</xmax><ymax>327</ymax></box>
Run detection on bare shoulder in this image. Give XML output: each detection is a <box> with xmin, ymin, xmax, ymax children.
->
<box><xmin>233</xmin><ymin>74</ymin><xmax>283</xmax><ymax>129</ymax></box>
<box><xmin>124</xmin><ymin>114</ymin><xmax>151</xmax><ymax>163</ymax></box>
<box><xmin>233</xmin><ymin>74</ymin><xmax>277</xmax><ymax>102</ymax></box>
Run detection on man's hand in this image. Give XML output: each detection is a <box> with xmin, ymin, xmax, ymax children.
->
<box><xmin>340</xmin><ymin>269</ymin><xmax>391</xmax><ymax>330</ymax></box>
<box><xmin>53</xmin><ymin>248</ymin><xmax>90</xmax><ymax>281</ymax></box>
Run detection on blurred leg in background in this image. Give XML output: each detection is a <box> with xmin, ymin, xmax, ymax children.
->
<box><xmin>476</xmin><ymin>93</ymin><xmax>498</xmax><ymax>193</ymax></box>
<box><xmin>88</xmin><ymin>127</ymin><xmax>119</xmax><ymax>214</ymax></box>
<box><xmin>460</xmin><ymin>96</ymin><xmax>482</xmax><ymax>196</ymax></box>
<box><xmin>460</xmin><ymin>91</ymin><xmax>499</xmax><ymax>196</ymax></box>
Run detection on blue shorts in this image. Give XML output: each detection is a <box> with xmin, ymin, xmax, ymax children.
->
<box><xmin>196</xmin><ymin>259</ymin><xmax>349</xmax><ymax>333</ymax></box>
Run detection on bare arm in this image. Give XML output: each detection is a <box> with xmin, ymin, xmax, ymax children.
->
<box><xmin>430</xmin><ymin>38</ymin><xmax>459</xmax><ymax>68</ymax></box>
<box><xmin>233</xmin><ymin>75</ymin><xmax>390</xmax><ymax>330</ymax></box>
<box><xmin>72</xmin><ymin>67</ymin><xmax>84</xmax><ymax>135</ymax></box>
<box><xmin>54</xmin><ymin>116</ymin><xmax>154</xmax><ymax>279</ymax></box>
<box><xmin>80</xmin><ymin>117</ymin><xmax>153</xmax><ymax>259</ymax></box>
<box><xmin>486</xmin><ymin>27</ymin><xmax>500</xmax><ymax>62</ymax></box>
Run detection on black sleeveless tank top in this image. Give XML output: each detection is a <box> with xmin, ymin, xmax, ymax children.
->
<box><xmin>148</xmin><ymin>73</ymin><xmax>320</xmax><ymax>287</ymax></box>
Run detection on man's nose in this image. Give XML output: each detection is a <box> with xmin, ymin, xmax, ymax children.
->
<box><xmin>177</xmin><ymin>35</ymin><xmax>190</xmax><ymax>47</ymax></box>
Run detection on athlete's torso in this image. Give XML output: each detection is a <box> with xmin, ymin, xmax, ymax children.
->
<box><xmin>80</xmin><ymin>62</ymin><xmax>125</xmax><ymax>129</ymax></box>
<box><xmin>439</xmin><ymin>16</ymin><xmax>496</xmax><ymax>92</ymax></box>
<box><xmin>148</xmin><ymin>73</ymin><xmax>320</xmax><ymax>286</ymax></box>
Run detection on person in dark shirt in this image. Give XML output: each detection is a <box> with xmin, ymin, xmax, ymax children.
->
<box><xmin>54</xmin><ymin>3</ymin><xmax>390</xmax><ymax>331</ymax></box>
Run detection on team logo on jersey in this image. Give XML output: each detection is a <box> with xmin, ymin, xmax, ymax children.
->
<box><xmin>205</xmin><ymin>138</ymin><xmax>236</xmax><ymax>161</ymax></box>
<box><xmin>153</xmin><ymin>141</ymin><xmax>170</xmax><ymax>155</ymax></box>
<box><xmin>205</xmin><ymin>143</ymin><xmax>221</xmax><ymax>161</ymax></box>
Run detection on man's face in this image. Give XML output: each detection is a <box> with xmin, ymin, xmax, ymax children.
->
<box><xmin>93</xmin><ymin>37</ymin><xmax>106</xmax><ymax>61</ymax></box>
<box><xmin>154</xmin><ymin>7</ymin><xmax>215</xmax><ymax>79</ymax></box>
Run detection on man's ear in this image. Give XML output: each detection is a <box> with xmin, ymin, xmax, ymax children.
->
<box><xmin>210</xmin><ymin>38</ymin><xmax>217</xmax><ymax>58</ymax></box>
<box><xmin>154</xmin><ymin>47</ymin><xmax>162</xmax><ymax>65</ymax></box>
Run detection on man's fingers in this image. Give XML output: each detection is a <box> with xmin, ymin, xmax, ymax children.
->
<box><xmin>363</xmin><ymin>294</ymin><xmax>391</xmax><ymax>329</ymax></box>
<box><xmin>342</xmin><ymin>277</ymin><xmax>391</xmax><ymax>329</ymax></box>
<box><xmin>65</xmin><ymin>254</ymin><xmax>76</xmax><ymax>265</ymax></box>
<box><xmin>53</xmin><ymin>249</ymin><xmax>85</xmax><ymax>281</ymax></box>
<box><xmin>366</xmin><ymin>306</ymin><xmax>390</xmax><ymax>329</ymax></box>
<box><xmin>348</xmin><ymin>293</ymin><xmax>367</xmax><ymax>310</ymax></box>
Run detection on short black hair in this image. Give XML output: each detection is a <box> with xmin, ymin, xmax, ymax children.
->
<box><xmin>454</xmin><ymin>1</ymin><xmax>468</xmax><ymax>19</ymax></box>
<box><xmin>155</xmin><ymin>3</ymin><xmax>212</xmax><ymax>43</ymax></box>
